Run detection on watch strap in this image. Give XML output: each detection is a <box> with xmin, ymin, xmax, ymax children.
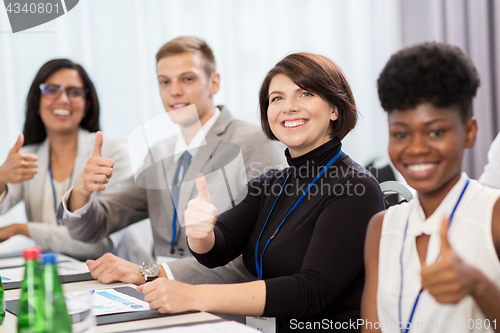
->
<box><xmin>145</xmin><ymin>275</ymin><xmax>158</xmax><ymax>282</ymax></box>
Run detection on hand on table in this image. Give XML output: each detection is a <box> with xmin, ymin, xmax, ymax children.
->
<box><xmin>421</xmin><ymin>216</ymin><xmax>482</xmax><ymax>304</ymax></box>
<box><xmin>185</xmin><ymin>174</ymin><xmax>217</xmax><ymax>253</ymax></box>
<box><xmin>0</xmin><ymin>223</ymin><xmax>29</xmax><ymax>242</ymax></box>
<box><xmin>137</xmin><ymin>278</ymin><xmax>197</xmax><ymax>314</ymax></box>
<box><xmin>0</xmin><ymin>134</ymin><xmax>38</xmax><ymax>190</ymax></box>
<box><xmin>87</xmin><ymin>252</ymin><xmax>144</xmax><ymax>285</ymax></box>
<box><xmin>69</xmin><ymin>131</ymin><xmax>114</xmax><ymax>211</ymax></box>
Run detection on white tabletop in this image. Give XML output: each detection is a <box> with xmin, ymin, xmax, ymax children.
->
<box><xmin>1</xmin><ymin>279</ymin><xmax>223</xmax><ymax>332</ymax></box>
<box><xmin>0</xmin><ymin>256</ymin><xmax>229</xmax><ymax>333</ymax></box>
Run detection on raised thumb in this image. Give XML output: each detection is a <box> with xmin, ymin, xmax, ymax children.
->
<box><xmin>195</xmin><ymin>173</ymin><xmax>211</xmax><ymax>203</ymax></box>
<box><xmin>439</xmin><ymin>215</ymin><xmax>452</xmax><ymax>255</ymax></box>
<box><xmin>11</xmin><ymin>133</ymin><xmax>24</xmax><ymax>153</ymax></box>
<box><xmin>93</xmin><ymin>131</ymin><xmax>103</xmax><ymax>157</ymax></box>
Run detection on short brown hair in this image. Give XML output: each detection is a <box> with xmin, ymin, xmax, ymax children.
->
<box><xmin>259</xmin><ymin>53</ymin><xmax>357</xmax><ymax>140</ymax></box>
<box><xmin>156</xmin><ymin>36</ymin><xmax>216</xmax><ymax>78</ymax></box>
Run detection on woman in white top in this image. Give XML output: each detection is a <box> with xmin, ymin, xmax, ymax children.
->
<box><xmin>362</xmin><ymin>43</ymin><xmax>500</xmax><ymax>333</ymax></box>
<box><xmin>479</xmin><ymin>132</ymin><xmax>500</xmax><ymax>188</ymax></box>
<box><xmin>0</xmin><ymin>59</ymin><xmax>133</xmax><ymax>260</ymax></box>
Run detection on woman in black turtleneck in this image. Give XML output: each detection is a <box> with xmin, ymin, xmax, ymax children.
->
<box><xmin>138</xmin><ymin>53</ymin><xmax>385</xmax><ymax>332</ymax></box>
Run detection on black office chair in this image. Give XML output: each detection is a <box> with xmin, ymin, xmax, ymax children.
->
<box><xmin>365</xmin><ymin>158</ymin><xmax>399</xmax><ymax>206</ymax></box>
<box><xmin>379</xmin><ymin>180</ymin><xmax>414</xmax><ymax>208</ymax></box>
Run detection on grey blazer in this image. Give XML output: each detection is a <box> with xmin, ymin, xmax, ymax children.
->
<box><xmin>0</xmin><ymin>129</ymin><xmax>130</xmax><ymax>260</ymax></box>
<box><xmin>59</xmin><ymin>106</ymin><xmax>287</xmax><ymax>283</ymax></box>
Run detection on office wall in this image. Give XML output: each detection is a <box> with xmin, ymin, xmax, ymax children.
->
<box><xmin>401</xmin><ymin>0</ymin><xmax>500</xmax><ymax>178</ymax></box>
<box><xmin>0</xmin><ymin>0</ymin><xmax>403</xmax><ymax>228</ymax></box>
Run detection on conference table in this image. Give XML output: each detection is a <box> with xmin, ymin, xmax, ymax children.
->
<box><xmin>0</xmin><ymin>253</ymin><xmax>257</xmax><ymax>332</ymax></box>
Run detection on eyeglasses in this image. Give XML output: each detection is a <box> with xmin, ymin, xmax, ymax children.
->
<box><xmin>39</xmin><ymin>83</ymin><xmax>88</xmax><ymax>103</ymax></box>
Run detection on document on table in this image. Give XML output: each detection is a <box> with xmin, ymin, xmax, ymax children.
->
<box><xmin>0</xmin><ymin>260</ymin><xmax>89</xmax><ymax>283</ymax></box>
<box><xmin>0</xmin><ymin>257</ymin><xmax>25</xmax><ymax>268</ymax></box>
<box><xmin>66</xmin><ymin>288</ymin><xmax>150</xmax><ymax>316</ymax></box>
<box><xmin>0</xmin><ymin>253</ymin><xmax>80</xmax><ymax>269</ymax></box>
<box><xmin>140</xmin><ymin>321</ymin><xmax>260</xmax><ymax>332</ymax></box>
<box><xmin>0</xmin><ymin>267</ymin><xmax>24</xmax><ymax>282</ymax></box>
<box><xmin>56</xmin><ymin>261</ymin><xmax>90</xmax><ymax>275</ymax></box>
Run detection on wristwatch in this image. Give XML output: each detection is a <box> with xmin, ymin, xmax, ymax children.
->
<box><xmin>140</xmin><ymin>262</ymin><xmax>159</xmax><ymax>282</ymax></box>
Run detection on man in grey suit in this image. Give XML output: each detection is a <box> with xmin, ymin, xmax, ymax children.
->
<box><xmin>59</xmin><ymin>36</ymin><xmax>285</xmax><ymax>285</ymax></box>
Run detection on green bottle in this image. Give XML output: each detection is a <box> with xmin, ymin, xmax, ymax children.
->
<box><xmin>0</xmin><ymin>274</ymin><xmax>5</xmax><ymax>325</ymax></box>
<box><xmin>17</xmin><ymin>247</ymin><xmax>45</xmax><ymax>333</ymax></box>
<box><xmin>41</xmin><ymin>252</ymin><xmax>72</xmax><ymax>333</ymax></box>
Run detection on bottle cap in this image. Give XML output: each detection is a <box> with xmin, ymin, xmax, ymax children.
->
<box><xmin>41</xmin><ymin>252</ymin><xmax>58</xmax><ymax>265</ymax></box>
<box><xmin>22</xmin><ymin>246</ymin><xmax>41</xmax><ymax>260</ymax></box>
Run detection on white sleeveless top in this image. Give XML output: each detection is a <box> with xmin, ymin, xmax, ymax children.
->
<box><xmin>377</xmin><ymin>173</ymin><xmax>500</xmax><ymax>333</ymax></box>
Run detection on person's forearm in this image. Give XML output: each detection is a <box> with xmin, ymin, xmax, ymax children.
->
<box><xmin>472</xmin><ymin>269</ymin><xmax>500</xmax><ymax>332</ymax></box>
<box><xmin>192</xmin><ymin>280</ymin><xmax>266</xmax><ymax>316</ymax></box>
<box><xmin>0</xmin><ymin>171</ymin><xmax>6</xmax><ymax>194</ymax></box>
<box><xmin>158</xmin><ymin>265</ymin><xmax>167</xmax><ymax>279</ymax></box>
<box><xmin>68</xmin><ymin>189</ymin><xmax>91</xmax><ymax>212</ymax></box>
<box><xmin>16</xmin><ymin>223</ymin><xmax>29</xmax><ymax>237</ymax></box>
<box><xmin>0</xmin><ymin>223</ymin><xmax>29</xmax><ymax>242</ymax></box>
<box><xmin>187</xmin><ymin>231</ymin><xmax>215</xmax><ymax>254</ymax></box>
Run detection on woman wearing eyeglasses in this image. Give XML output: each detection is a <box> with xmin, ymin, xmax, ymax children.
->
<box><xmin>0</xmin><ymin>59</ymin><xmax>133</xmax><ymax>260</ymax></box>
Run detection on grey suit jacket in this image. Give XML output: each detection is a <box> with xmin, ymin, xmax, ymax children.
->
<box><xmin>0</xmin><ymin>129</ymin><xmax>130</xmax><ymax>260</ymax></box>
<box><xmin>59</xmin><ymin>106</ymin><xmax>286</xmax><ymax>282</ymax></box>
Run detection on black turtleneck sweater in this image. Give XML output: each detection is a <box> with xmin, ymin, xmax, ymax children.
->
<box><xmin>192</xmin><ymin>138</ymin><xmax>384</xmax><ymax>332</ymax></box>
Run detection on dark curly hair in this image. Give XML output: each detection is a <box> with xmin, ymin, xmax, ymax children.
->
<box><xmin>259</xmin><ymin>53</ymin><xmax>357</xmax><ymax>141</ymax></box>
<box><xmin>23</xmin><ymin>59</ymin><xmax>100</xmax><ymax>145</ymax></box>
<box><xmin>377</xmin><ymin>42</ymin><xmax>480</xmax><ymax>123</ymax></box>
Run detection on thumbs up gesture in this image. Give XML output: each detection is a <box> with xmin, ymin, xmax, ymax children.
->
<box><xmin>69</xmin><ymin>132</ymin><xmax>114</xmax><ymax>211</ymax></box>
<box><xmin>185</xmin><ymin>174</ymin><xmax>218</xmax><ymax>254</ymax></box>
<box><xmin>0</xmin><ymin>134</ymin><xmax>38</xmax><ymax>190</ymax></box>
<box><xmin>420</xmin><ymin>216</ymin><xmax>482</xmax><ymax>304</ymax></box>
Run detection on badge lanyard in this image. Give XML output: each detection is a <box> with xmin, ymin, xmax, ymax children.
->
<box><xmin>398</xmin><ymin>178</ymin><xmax>470</xmax><ymax>333</ymax></box>
<box><xmin>48</xmin><ymin>163</ymin><xmax>73</xmax><ymax>225</ymax></box>
<box><xmin>254</xmin><ymin>149</ymin><xmax>342</xmax><ymax>280</ymax></box>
